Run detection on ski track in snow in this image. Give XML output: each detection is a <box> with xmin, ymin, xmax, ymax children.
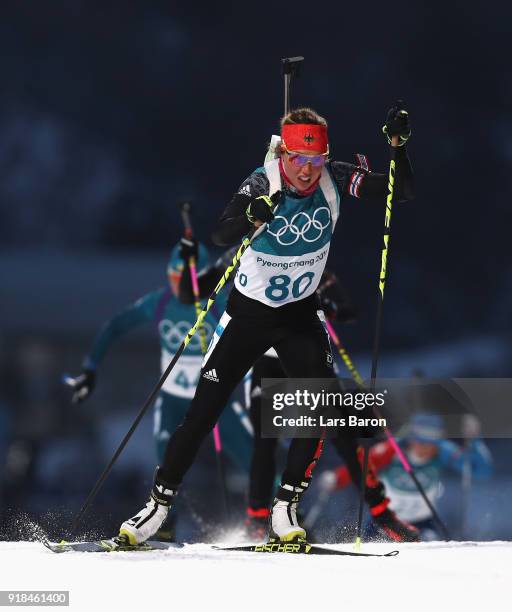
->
<box><xmin>1</xmin><ymin>541</ymin><xmax>509</xmax><ymax>611</ymax></box>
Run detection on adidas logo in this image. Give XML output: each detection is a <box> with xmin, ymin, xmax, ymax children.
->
<box><xmin>203</xmin><ymin>368</ymin><xmax>219</xmax><ymax>382</ymax></box>
<box><xmin>238</xmin><ymin>184</ymin><xmax>251</xmax><ymax>196</ymax></box>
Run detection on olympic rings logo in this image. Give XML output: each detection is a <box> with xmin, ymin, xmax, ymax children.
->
<box><xmin>267</xmin><ymin>207</ymin><xmax>331</xmax><ymax>245</ymax></box>
<box><xmin>158</xmin><ymin>319</ymin><xmax>213</xmax><ymax>351</ymax></box>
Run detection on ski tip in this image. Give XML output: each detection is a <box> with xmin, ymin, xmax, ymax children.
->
<box><xmin>386</xmin><ymin>550</ymin><xmax>400</xmax><ymax>556</ymax></box>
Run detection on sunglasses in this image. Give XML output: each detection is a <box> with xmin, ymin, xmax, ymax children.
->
<box><xmin>285</xmin><ymin>147</ymin><xmax>329</xmax><ymax>168</ymax></box>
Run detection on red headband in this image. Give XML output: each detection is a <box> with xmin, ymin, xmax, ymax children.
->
<box><xmin>281</xmin><ymin>124</ymin><xmax>328</xmax><ymax>154</ymax></box>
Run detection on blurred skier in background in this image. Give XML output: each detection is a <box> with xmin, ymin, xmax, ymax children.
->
<box><xmin>319</xmin><ymin>412</ymin><xmax>493</xmax><ymax>540</ymax></box>
<box><xmin>65</xmin><ymin>240</ymin><xmax>253</xmax><ymax>537</ymax></box>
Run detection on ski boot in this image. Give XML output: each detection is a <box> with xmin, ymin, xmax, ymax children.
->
<box><xmin>243</xmin><ymin>507</ymin><xmax>269</xmax><ymax>541</ymax></box>
<box><xmin>118</xmin><ymin>470</ymin><xmax>177</xmax><ymax>545</ymax></box>
<box><xmin>371</xmin><ymin>502</ymin><xmax>420</xmax><ymax>542</ymax></box>
<box><xmin>365</xmin><ymin>471</ymin><xmax>420</xmax><ymax>542</ymax></box>
<box><xmin>269</xmin><ymin>485</ymin><xmax>307</xmax><ymax>542</ymax></box>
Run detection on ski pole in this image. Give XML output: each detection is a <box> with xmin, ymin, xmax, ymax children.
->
<box><xmin>355</xmin><ymin>127</ymin><xmax>400</xmax><ymax>550</ymax></box>
<box><xmin>325</xmin><ymin>319</ymin><xmax>364</xmax><ymax>388</ymax></box>
<box><xmin>179</xmin><ymin>202</ymin><xmax>209</xmax><ymax>354</ymax></box>
<box><xmin>353</xmin><ymin>113</ymin><xmax>451</xmax><ymax>545</ymax></box>
<box><xmin>180</xmin><ymin>201</ymin><xmax>231</xmax><ymax>520</ymax></box>
<box><xmin>461</xmin><ymin>437</ymin><xmax>472</xmax><ymax>539</ymax></box>
<box><xmin>69</xmin><ymin>232</ymin><xmax>258</xmax><ymax>535</ymax></box>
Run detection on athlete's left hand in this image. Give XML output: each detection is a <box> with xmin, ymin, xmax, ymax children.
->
<box><xmin>63</xmin><ymin>369</ymin><xmax>96</xmax><ymax>404</ymax></box>
<box><xmin>179</xmin><ymin>236</ymin><xmax>198</xmax><ymax>262</ymax></box>
<box><xmin>382</xmin><ymin>100</ymin><xmax>411</xmax><ymax>146</ymax></box>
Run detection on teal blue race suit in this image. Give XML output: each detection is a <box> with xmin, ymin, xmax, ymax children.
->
<box><xmin>82</xmin><ymin>285</ymin><xmax>252</xmax><ymax>468</ymax></box>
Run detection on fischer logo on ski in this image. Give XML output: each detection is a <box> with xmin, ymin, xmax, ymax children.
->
<box><xmin>254</xmin><ymin>542</ymin><xmax>311</xmax><ymax>553</ymax></box>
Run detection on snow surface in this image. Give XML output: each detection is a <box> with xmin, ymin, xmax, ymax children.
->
<box><xmin>1</xmin><ymin>540</ymin><xmax>509</xmax><ymax>612</ymax></box>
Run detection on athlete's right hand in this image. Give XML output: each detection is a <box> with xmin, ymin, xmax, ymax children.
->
<box><xmin>245</xmin><ymin>192</ymin><xmax>281</xmax><ymax>226</ymax></box>
<box><xmin>63</xmin><ymin>369</ymin><xmax>96</xmax><ymax>403</ymax></box>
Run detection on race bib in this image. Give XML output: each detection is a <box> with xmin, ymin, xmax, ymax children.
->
<box><xmin>235</xmin><ymin>242</ymin><xmax>330</xmax><ymax>306</ymax></box>
<box><xmin>160</xmin><ymin>349</ymin><xmax>203</xmax><ymax>398</ymax></box>
<box><xmin>234</xmin><ymin>166</ymin><xmax>337</xmax><ymax>307</ymax></box>
<box><xmin>383</xmin><ymin>482</ymin><xmax>441</xmax><ymax>523</ymax></box>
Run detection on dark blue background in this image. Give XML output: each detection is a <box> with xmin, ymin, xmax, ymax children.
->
<box><xmin>0</xmin><ymin>0</ymin><xmax>510</xmax><ymax>542</ymax></box>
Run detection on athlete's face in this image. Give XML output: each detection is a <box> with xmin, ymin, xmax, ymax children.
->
<box><xmin>408</xmin><ymin>440</ymin><xmax>439</xmax><ymax>460</ymax></box>
<box><xmin>280</xmin><ymin>145</ymin><xmax>324</xmax><ymax>192</ymax></box>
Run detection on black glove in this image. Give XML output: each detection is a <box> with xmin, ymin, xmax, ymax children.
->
<box><xmin>178</xmin><ymin>236</ymin><xmax>198</xmax><ymax>262</ymax></box>
<box><xmin>382</xmin><ymin>101</ymin><xmax>411</xmax><ymax>146</ymax></box>
<box><xmin>64</xmin><ymin>369</ymin><xmax>96</xmax><ymax>404</ymax></box>
<box><xmin>246</xmin><ymin>192</ymin><xmax>281</xmax><ymax>225</ymax></box>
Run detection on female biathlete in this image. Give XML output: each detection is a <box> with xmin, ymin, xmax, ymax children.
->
<box><xmin>118</xmin><ymin>103</ymin><xmax>414</xmax><ymax>544</ymax></box>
